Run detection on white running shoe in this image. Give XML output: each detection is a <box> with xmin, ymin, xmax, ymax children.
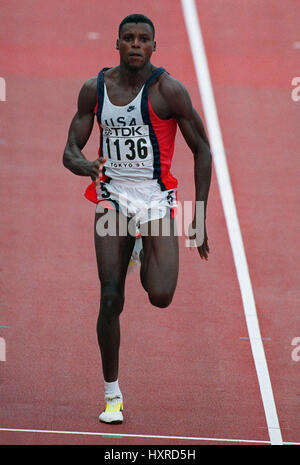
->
<box><xmin>127</xmin><ymin>235</ymin><xmax>143</xmax><ymax>274</ymax></box>
<box><xmin>99</xmin><ymin>396</ymin><xmax>124</xmax><ymax>424</ymax></box>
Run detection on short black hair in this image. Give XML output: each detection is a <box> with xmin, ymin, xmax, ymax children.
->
<box><xmin>118</xmin><ymin>14</ymin><xmax>155</xmax><ymax>38</ymax></box>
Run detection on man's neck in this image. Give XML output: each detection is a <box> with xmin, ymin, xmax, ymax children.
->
<box><xmin>118</xmin><ymin>62</ymin><xmax>154</xmax><ymax>87</ymax></box>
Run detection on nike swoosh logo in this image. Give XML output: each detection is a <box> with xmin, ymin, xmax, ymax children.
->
<box><xmin>127</xmin><ymin>106</ymin><xmax>136</xmax><ymax>112</ymax></box>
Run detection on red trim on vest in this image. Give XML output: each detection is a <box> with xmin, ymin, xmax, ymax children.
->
<box><xmin>148</xmin><ymin>100</ymin><xmax>178</xmax><ymax>190</ymax></box>
<box><xmin>84</xmin><ymin>173</ymin><xmax>108</xmax><ymax>204</ymax></box>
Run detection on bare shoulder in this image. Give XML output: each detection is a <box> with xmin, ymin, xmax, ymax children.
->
<box><xmin>157</xmin><ymin>72</ymin><xmax>192</xmax><ymax>116</ymax></box>
<box><xmin>78</xmin><ymin>76</ymin><xmax>98</xmax><ymax>114</ymax></box>
<box><xmin>159</xmin><ymin>73</ymin><xmax>190</xmax><ymax>100</ymax></box>
<box><xmin>80</xmin><ymin>76</ymin><xmax>97</xmax><ymax>96</ymax></box>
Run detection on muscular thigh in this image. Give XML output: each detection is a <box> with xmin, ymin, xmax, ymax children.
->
<box><xmin>140</xmin><ymin>217</ymin><xmax>179</xmax><ymax>295</ymax></box>
<box><xmin>94</xmin><ymin>209</ymin><xmax>135</xmax><ymax>287</ymax></box>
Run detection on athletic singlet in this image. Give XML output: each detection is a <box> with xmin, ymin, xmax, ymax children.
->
<box><xmin>84</xmin><ymin>67</ymin><xmax>178</xmax><ymax>203</ymax></box>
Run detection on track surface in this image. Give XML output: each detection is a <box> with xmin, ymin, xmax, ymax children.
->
<box><xmin>0</xmin><ymin>0</ymin><xmax>299</xmax><ymax>446</ymax></box>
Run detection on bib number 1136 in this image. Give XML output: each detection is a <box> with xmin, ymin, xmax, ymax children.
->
<box><xmin>105</xmin><ymin>137</ymin><xmax>148</xmax><ymax>161</ymax></box>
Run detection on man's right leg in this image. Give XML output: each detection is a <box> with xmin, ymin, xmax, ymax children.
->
<box><xmin>94</xmin><ymin>208</ymin><xmax>135</xmax><ymax>422</ymax></box>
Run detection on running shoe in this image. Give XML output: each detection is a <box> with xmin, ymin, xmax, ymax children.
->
<box><xmin>99</xmin><ymin>395</ymin><xmax>124</xmax><ymax>424</ymax></box>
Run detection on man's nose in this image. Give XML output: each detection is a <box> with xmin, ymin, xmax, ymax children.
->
<box><xmin>132</xmin><ymin>37</ymin><xmax>140</xmax><ymax>47</ymax></box>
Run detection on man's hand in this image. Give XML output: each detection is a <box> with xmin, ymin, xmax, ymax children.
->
<box><xmin>188</xmin><ymin>220</ymin><xmax>210</xmax><ymax>260</ymax></box>
<box><xmin>89</xmin><ymin>157</ymin><xmax>107</xmax><ymax>185</ymax></box>
<box><xmin>197</xmin><ymin>234</ymin><xmax>209</xmax><ymax>260</ymax></box>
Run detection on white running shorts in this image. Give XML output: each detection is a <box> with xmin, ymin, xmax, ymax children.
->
<box><xmin>95</xmin><ymin>178</ymin><xmax>177</xmax><ymax>227</ymax></box>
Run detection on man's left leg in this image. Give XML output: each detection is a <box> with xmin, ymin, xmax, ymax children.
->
<box><xmin>140</xmin><ymin>217</ymin><xmax>179</xmax><ymax>308</ymax></box>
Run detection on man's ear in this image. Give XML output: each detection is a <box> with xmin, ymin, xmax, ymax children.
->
<box><xmin>116</xmin><ymin>39</ymin><xmax>120</xmax><ymax>50</ymax></box>
<box><xmin>153</xmin><ymin>40</ymin><xmax>156</xmax><ymax>51</ymax></box>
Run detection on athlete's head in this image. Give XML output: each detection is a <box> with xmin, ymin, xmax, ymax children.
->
<box><xmin>118</xmin><ymin>14</ymin><xmax>155</xmax><ymax>39</ymax></box>
<box><xmin>117</xmin><ymin>14</ymin><xmax>156</xmax><ymax>69</ymax></box>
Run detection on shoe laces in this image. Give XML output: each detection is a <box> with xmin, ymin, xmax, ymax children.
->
<box><xmin>104</xmin><ymin>395</ymin><xmax>123</xmax><ymax>412</ymax></box>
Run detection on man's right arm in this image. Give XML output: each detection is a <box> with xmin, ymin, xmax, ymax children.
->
<box><xmin>63</xmin><ymin>78</ymin><xmax>104</xmax><ymax>181</ymax></box>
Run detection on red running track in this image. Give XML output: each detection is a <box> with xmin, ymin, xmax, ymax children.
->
<box><xmin>0</xmin><ymin>0</ymin><xmax>299</xmax><ymax>446</ymax></box>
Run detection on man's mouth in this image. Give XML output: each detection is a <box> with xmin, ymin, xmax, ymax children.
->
<box><xmin>128</xmin><ymin>53</ymin><xmax>143</xmax><ymax>58</ymax></box>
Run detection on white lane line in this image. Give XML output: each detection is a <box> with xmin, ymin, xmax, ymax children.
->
<box><xmin>181</xmin><ymin>0</ymin><xmax>283</xmax><ymax>446</ymax></box>
<box><xmin>0</xmin><ymin>427</ymin><xmax>270</xmax><ymax>444</ymax></box>
<box><xmin>0</xmin><ymin>338</ymin><xmax>6</xmax><ymax>362</ymax></box>
<box><xmin>0</xmin><ymin>77</ymin><xmax>6</xmax><ymax>101</ymax></box>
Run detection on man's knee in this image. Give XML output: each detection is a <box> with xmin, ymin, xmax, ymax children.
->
<box><xmin>148</xmin><ymin>290</ymin><xmax>174</xmax><ymax>309</ymax></box>
<box><xmin>100</xmin><ymin>287</ymin><xmax>125</xmax><ymax>318</ymax></box>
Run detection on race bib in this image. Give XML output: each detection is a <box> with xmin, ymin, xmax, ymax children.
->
<box><xmin>102</xmin><ymin>125</ymin><xmax>153</xmax><ymax>168</ymax></box>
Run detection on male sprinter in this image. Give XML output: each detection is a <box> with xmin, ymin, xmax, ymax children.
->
<box><xmin>63</xmin><ymin>14</ymin><xmax>212</xmax><ymax>424</ymax></box>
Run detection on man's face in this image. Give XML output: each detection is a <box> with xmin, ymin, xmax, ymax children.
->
<box><xmin>117</xmin><ymin>22</ymin><xmax>156</xmax><ymax>69</ymax></box>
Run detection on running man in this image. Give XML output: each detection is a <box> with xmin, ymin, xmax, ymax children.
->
<box><xmin>63</xmin><ymin>14</ymin><xmax>212</xmax><ymax>424</ymax></box>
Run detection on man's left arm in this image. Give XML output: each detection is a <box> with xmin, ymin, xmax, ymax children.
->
<box><xmin>161</xmin><ymin>78</ymin><xmax>212</xmax><ymax>259</ymax></box>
